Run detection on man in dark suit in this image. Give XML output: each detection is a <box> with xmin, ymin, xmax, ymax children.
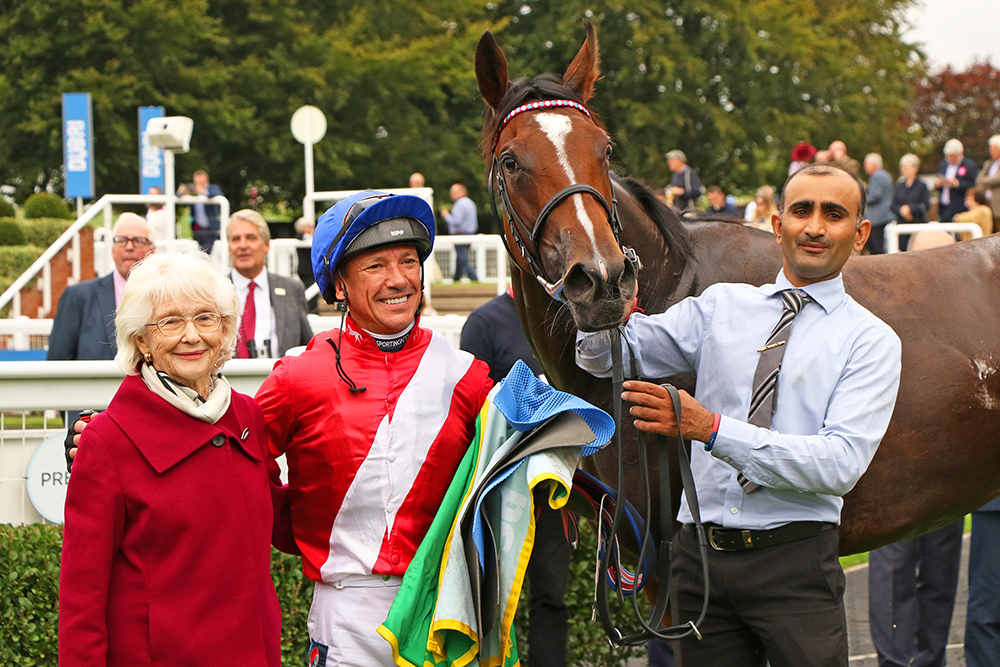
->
<box><xmin>48</xmin><ymin>213</ymin><xmax>155</xmax><ymax>361</ymax></box>
<box><xmin>183</xmin><ymin>169</ymin><xmax>225</xmax><ymax>252</ymax></box>
<box><xmin>934</xmin><ymin>138</ymin><xmax>979</xmax><ymax>221</ymax></box>
<box><xmin>227</xmin><ymin>209</ymin><xmax>313</xmax><ymax>358</ymax></box>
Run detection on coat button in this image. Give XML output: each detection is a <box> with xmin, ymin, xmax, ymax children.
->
<box><xmin>211</xmin><ymin>434</ymin><xmax>225</xmax><ymax>448</ymax></box>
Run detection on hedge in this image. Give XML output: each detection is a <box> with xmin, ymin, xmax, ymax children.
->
<box><xmin>0</xmin><ymin>246</ymin><xmax>43</xmax><ymax>280</ymax></box>
<box><xmin>0</xmin><ymin>521</ymin><xmax>644</xmax><ymax>666</ymax></box>
<box><xmin>15</xmin><ymin>218</ymin><xmax>76</xmax><ymax>249</ymax></box>
<box><xmin>0</xmin><ymin>220</ymin><xmax>26</xmax><ymax>246</ymax></box>
<box><xmin>0</xmin><ymin>198</ymin><xmax>15</xmax><ymax>218</ymax></box>
<box><xmin>23</xmin><ymin>194</ymin><xmax>73</xmax><ymax>220</ymax></box>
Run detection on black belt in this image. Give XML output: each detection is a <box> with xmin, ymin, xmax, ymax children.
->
<box><xmin>684</xmin><ymin>521</ymin><xmax>835</xmax><ymax>551</ymax></box>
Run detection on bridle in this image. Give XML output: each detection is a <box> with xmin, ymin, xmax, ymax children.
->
<box><xmin>487</xmin><ymin>99</ymin><xmax>641</xmax><ymax>302</ymax></box>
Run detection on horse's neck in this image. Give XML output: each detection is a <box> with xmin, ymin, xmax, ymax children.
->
<box><xmin>678</xmin><ymin>222</ymin><xmax>785</xmax><ymax>297</ymax></box>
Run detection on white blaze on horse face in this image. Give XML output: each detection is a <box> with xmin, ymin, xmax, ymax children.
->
<box><xmin>533</xmin><ymin>112</ymin><xmax>599</xmax><ymax>247</ymax></box>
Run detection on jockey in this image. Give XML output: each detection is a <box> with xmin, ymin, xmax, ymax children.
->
<box><xmin>255</xmin><ymin>191</ymin><xmax>493</xmax><ymax>666</ymax></box>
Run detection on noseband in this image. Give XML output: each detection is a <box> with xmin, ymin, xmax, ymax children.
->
<box><xmin>487</xmin><ymin>100</ymin><xmax>640</xmax><ymax>301</ymax></box>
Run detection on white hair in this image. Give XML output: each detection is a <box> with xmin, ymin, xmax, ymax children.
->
<box><xmin>114</xmin><ymin>252</ymin><xmax>239</xmax><ymax>374</ymax></box>
<box><xmin>899</xmin><ymin>153</ymin><xmax>921</xmax><ymax>170</ymax></box>
<box><xmin>989</xmin><ymin>135</ymin><xmax>1000</xmax><ymax>150</ymax></box>
<box><xmin>943</xmin><ymin>138</ymin><xmax>964</xmax><ymax>155</ymax></box>
<box><xmin>864</xmin><ymin>153</ymin><xmax>883</xmax><ymax>169</ymax></box>
<box><xmin>228</xmin><ymin>209</ymin><xmax>271</xmax><ymax>243</ymax></box>
<box><xmin>113</xmin><ymin>212</ymin><xmax>151</xmax><ymax>236</ymax></box>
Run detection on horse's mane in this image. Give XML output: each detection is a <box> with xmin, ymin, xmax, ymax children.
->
<box><xmin>480</xmin><ymin>73</ymin><xmax>606</xmax><ymax>160</ymax></box>
<box><xmin>613</xmin><ymin>174</ymin><xmax>695</xmax><ymax>266</ymax></box>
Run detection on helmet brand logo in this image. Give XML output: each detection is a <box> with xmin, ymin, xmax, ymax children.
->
<box><xmin>390</xmin><ymin>229</ymin><xmax>404</xmax><ymax>236</ymax></box>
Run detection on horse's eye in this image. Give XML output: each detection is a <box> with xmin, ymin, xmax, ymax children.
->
<box><xmin>501</xmin><ymin>156</ymin><xmax>519</xmax><ymax>173</ymax></box>
<box><xmin>605</xmin><ymin>144</ymin><xmax>614</xmax><ymax>160</ymax></box>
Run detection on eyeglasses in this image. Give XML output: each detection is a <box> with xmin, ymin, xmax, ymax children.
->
<box><xmin>112</xmin><ymin>235</ymin><xmax>153</xmax><ymax>248</ymax></box>
<box><xmin>145</xmin><ymin>312</ymin><xmax>223</xmax><ymax>336</ymax></box>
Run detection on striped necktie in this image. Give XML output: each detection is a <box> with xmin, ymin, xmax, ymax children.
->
<box><xmin>738</xmin><ymin>288</ymin><xmax>812</xmax><ymax>493</ymax></box>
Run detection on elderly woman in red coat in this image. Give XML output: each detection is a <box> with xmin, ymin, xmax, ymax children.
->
<box><xmin>59</xmin><ymin>251</ymin><xmax>286</xmax><ymax>667</ymax></box>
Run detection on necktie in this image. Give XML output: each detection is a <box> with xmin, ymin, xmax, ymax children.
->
<box><xmin>237</xmin><ymin>281</ymin><xmax>257</xmax><ymax>358</ymax></box>
<box><xmin>738</xmin><ymin>288</ymin><xmax>811</xmax><ymax>493</ymax></box>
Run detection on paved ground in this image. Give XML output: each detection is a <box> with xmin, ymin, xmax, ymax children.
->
<box><xmin>624</xmin><ymin>533</ymin><xmax>971</xmax><ymax>666</ymax></box>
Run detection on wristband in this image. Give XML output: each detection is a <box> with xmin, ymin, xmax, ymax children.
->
<box><xmin>706</xmin><ymin>412</ymin><xmax>721</xmax><ymax>451</ymax></box>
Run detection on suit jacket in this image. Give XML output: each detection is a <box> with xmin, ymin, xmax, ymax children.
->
<box><xmin>977</xmin><ymin>158</ymin><xmax>1000</xmax><ymax>220</ymax></box>
<box><xmin>866</xmin><ymin>168</ymin><xmax>895</xmax><ymax>226</ymax></box>
<box><xmin>47</xmin><ymin>273</ymin><xmax>117</xmax><ymax>360</ymax></box>
<box><xmin>59</xmin><ymin>375</ymin><xmax>284</xmax><ymax>667</ymax></box>
<box><xmin>937</xmin><ymin>157</ymin><xmax>979</xmax><ymax>221</ymax></box>
<box><xmin>268</xmin><ymin>272</ymin><xmax>314</xmax><ymax>355</ymax></box>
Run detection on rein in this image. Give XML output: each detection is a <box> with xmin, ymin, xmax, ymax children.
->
<box><xmin>593</xmin><ymin>328</ymin><xmax>710</xmax><ymax>645</ymax></box>
<box><xmin>487</xmin><ymin>99</ymin><xmax>639</xmax><ymax>301</ymax></box>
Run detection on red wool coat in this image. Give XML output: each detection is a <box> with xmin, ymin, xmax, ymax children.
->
<box><xmin>59</xmin><ymin>374</ymin><xmax>285</xmax><ymax>667</ymax></box>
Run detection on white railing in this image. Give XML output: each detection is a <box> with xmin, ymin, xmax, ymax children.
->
<box><xmin>884</xmin><ymin>221</ymin><xmax>983</xmax><ymax>253</ymax></box>
<box><xmin>0</xmin><ymin>313</ymin><xmax>470</xmax><ymax>526</ymax></box>
<box><xmin>0</xmin><ymin>194</ymin><xmax>230</xmax><ymax>318</ymax></box>
<box><xmin>304</xmin><ymin>187</ymin><xmax>435</xmax><ymax>222</ymax></box>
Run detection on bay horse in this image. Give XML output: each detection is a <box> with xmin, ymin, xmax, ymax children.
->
<box><xmin>475</xmin><ymin>22</ymin><xmax>1000</xmax><ymax>558</ymax></box>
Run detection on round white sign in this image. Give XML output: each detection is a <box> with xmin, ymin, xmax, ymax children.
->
<box><xmin>290</xmin><ymin>105</ymin><xmax>327</xmax><ymax>145</ymax></box>
<box><xmin>26</xmin><ymin>434</ymin><xmax>71</xmax><ymax>524</ymax></box>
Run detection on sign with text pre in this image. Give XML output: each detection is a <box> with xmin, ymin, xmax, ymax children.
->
<box><xmin>62</xmin><ymin>93</ymin><xmax>95</xmax><ymax>199</ymax></box>
<box><xmin>138</xmin><ymin>106</ymin><xmax>165</xmax><ymax>193</ymax></box>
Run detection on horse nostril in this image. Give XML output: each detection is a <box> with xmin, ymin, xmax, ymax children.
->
<box><xmin>563</xmin><ymin>262</ymin><xmax>598</xmax><ymax>302</ymax></box>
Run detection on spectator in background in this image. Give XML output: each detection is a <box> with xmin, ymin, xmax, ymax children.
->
<box><xmin>965</xmin><ymin>494</ymin><xmax>1000</xmax><ymax>667</ymax></box>
<box><xmin>954</xmin><ymin>187</ymin><xmax>993</xmax><ymax>238</ymax></box>
<box><xmin>459</xmin><ymin>288</ymin><xmax>573</xmax><ymax>667</ymax></box>
<box><xmin>48</xmin><ymin>213</ymin><xmax>155</xmax><ymax>362</ymax></box>
<box><xmin>975</xmin><ymin>135</ymin><xmax>1000</xmax><ymax>223</ymax></box>
<box><xmin>441</xmin><ymin>182</ymin><xmax>479</xmax><ymax>282</ymax></box>
<box><xmin>891</xmin><ymin>153</ymin><xmax>930</xmax><ymax>251</ymax></box>
<box><xmin>813</xmin><ymin>149</ymin><xmax>832</xmax><ymax>164</ymax></box>
<box><xmin>828</xmin><ymin>140</ymin><xmax>861</xmax><ymax>176</ymax></box>
<box><xmin>705</xmin><ymin>185</ymin><xmax>739</xmax><ymax>216</ymax></box>
<box><xmin>227</xmin><ymin>210</ymin><xmax>313</xmax><ymax>358</ymax></box>
<box><xmin>934</xmin><ymin>139</ymin><xmax>978</xmax><ymax>222</ymax></box>
<box><xmin>788</xmin><ymin>141</ymin><xmax>817</xmax><ymax>176</ymax></box>
<box><xmin>408</xmin><ymin>172</ymin><xmax>425</xmax><ymax>189</ymax></box>
<box><xmin>863</xmin><ymin>153</ymin><xmax>895</xmax><ymax>255</ymax></box>
<box><xmin>181</xmin><ymin>170</ymin><xmax>224</xmax><ymax>252</ymax></box>
<box><xmin>145</xmin><ymin>186</ymin><xmax>172</xmax><ymax>242</ymax></box>
<box><xmin>665</xmin><ymin>149</ymin><xmax>703</xmax><ymax>212</ymax></box>
<box><xmin>743</xmin><ymin>185</ymin><xmax>778</xmax><ymax>232</ymax></box>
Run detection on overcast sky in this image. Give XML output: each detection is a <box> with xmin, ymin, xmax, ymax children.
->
<box><xmin>903</xmin><ymin>0</ymin><xmax>999</xmax><ymax>70</ymax></box>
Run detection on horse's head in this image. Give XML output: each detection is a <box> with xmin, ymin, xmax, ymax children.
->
<box><xmin>476</xmin><ymin>22</ymin><xmax>637</xmax><ymax>332</ymax></box>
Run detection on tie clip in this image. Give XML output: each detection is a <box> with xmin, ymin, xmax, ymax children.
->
<box><xmin>757</xmin><ymin>341</ymin><xmax>786</xmax><ymax>353</ymax></box>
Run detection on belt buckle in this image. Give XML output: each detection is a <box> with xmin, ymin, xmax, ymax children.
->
<box><xmin>707</xmin><ymin>526</ymin><xmax>753</xmax><ymax>551</ymax></box>
<box><xmin>707</xmin><ymin>526</ymin><xmax>729</xmax><ymax>551</ymax></box>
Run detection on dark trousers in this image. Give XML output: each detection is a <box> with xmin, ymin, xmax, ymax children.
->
<box><xmin>673</xmin><ymin>525</ymin><xmax>848</xmax><ymax>666</ymax></box>
<box><xmin>525</xmin><ymin>504</ymin><xmax>571</xmax><ymax>667</ymax></box>
<box><xmin>868</xmin><ymin>519</ymin><xmax>963</xmax><ymax>667</ymax></box>
<box><xmin>966</xmin><ymin>510</ymin><xmax>1000</xmax><ymax>667</ymax></box>
<box><xmin>453</xmin><ymin>244</ymin><xmax>478</xmax><ymax>281</ymax></box>
<box><xmin>866</xmin><ymin>224</ymin><xmax>889</xmax><ymax>255</ymax></box>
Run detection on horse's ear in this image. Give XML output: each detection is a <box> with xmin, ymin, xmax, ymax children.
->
<box><xmin>562</xmin><ymin>20</ymin><xmax>600</xmax><ymax>103</ymax></box>
<box><xmin>476</xmin><ymin>30</ymin><xmax>509</xmax><ymax>110</ymax></box>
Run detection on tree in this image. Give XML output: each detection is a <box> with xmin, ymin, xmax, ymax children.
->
<box><xmin>485</xmin><ymin>0</ymin><xmax>924</xmax><ymax>190</ymax></box>
<box><xmin>910</xmin><ymin>60</ymin><xmax>1000</xmax><ymax>168</ymax></box>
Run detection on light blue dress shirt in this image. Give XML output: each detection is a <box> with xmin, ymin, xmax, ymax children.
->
<box><xmin>445</xmin><ymin>196</ymin><xmax>478</xmax><ymax>236</ymax></box>
<box><xmin>576</xmin><ymin>271</ymin><xmax>902</xmax><ymax>530</ymax></box>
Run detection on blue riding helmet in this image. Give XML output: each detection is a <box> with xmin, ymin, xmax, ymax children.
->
<box><xmin>312</xmin><ymin>191</ymin><xmax>436</xmax><ymax>303</ymax></box>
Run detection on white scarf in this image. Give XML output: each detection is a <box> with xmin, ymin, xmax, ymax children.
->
<box><xmin>140</xmin><ymin>362</ymin><xmax>232</xmax><ymax>424</ymax></box>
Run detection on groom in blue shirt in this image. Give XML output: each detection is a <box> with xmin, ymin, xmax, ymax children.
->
<box><xmin>577</xmin><ymin>164</ymin><xmax>902</xmax><ymax>666</ymax></box>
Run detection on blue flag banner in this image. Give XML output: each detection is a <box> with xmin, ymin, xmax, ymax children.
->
<box><xmin>62</xmin><ymin>93</ymin><xmax>95</xmax><ymax>199</ymax></box>
<box><xmin>138</xmin><ymin>106</ymin><xmax>165</xmax><ymax>193</ymax></box>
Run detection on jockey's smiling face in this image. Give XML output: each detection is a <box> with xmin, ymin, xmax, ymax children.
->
<box><xmin>335</xmin><ymin>244</ymin><xmax>422</xmax><ymax>335</ymax></box>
